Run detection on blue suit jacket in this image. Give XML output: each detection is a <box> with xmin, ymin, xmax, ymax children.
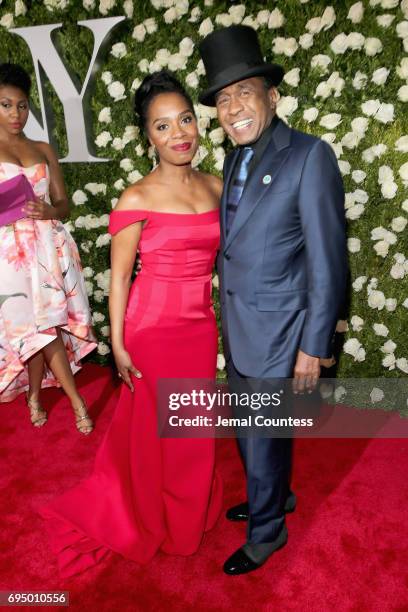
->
<box><xmin>218</xmin><ymin>118</ymin><xmax>348</xmax><ymax>377</ymax></box>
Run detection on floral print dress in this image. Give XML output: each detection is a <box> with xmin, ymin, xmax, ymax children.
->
<box><xmin>0</xmin><ymin>162</ymin><xmax>97</xmax><ymax>403</ymax></box>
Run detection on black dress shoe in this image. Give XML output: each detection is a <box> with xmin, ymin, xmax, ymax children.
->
<box><xmin>223</xmin><ymin>548</ymin><xmax>261</xmax><ymax>575</ymax></box>
<box><xmin>226</xmin><ymin>492</ymin><xmax>297</xmax><ymax>522</ymax></box>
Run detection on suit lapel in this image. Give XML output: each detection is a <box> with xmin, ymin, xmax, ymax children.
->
<box><xmin>221</xmin><ymin>148</ymin><xmax>240</xmax><ymax>242</ymax></box>
<box><xmin>225</xmin><ymin>119</ymin><xmax>293</xmax><ymax>250</ymax></box>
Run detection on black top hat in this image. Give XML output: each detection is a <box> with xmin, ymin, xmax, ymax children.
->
<box><xmin>198</xmin><ymin>25</ymin><xmax>284</xmax><ymax>106</ymax></box>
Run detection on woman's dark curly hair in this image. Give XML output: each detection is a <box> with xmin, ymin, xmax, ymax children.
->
<box><xmin>0</xmin><ymin>63</ymin><xmax>31</xmax><ymax>97</ymax></box>
<box><xmin>134</xmin><ymin>70</ymin><xmax>195</xmax><ymax>132</ymax></box>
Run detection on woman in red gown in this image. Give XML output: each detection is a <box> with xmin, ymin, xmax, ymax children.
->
<box><xmin>40</xmin><ymin>71</ymin><xmax>223</xmax><ymax>577</ymax></box>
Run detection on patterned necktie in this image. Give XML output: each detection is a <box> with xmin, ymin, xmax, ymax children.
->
<box><xmin>226</xmin><ymin>146</ymin><xmax>254</xmax><ymax>235</ymax></box>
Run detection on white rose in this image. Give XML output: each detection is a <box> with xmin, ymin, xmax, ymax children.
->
<box><xmin>353</xmin><ymin>189</ymin><xmax>368</xmax><ymax>204</ymax></box>
<box><xmin>130</xmin><ymin>78</ymin><xmax>141</xmax><ymax>92</ymax></box>
<box><xmin>346</xmin><ymin>204</ymin><xmax>365</xmax><ymax>220</ymax></box>
<box><xmin>338</xmin><ymin>161</ymin><xmax>351</xmax><ymax>176</ymax></box>
<box><xmin>352</xmin><ymin>170</ymin><xmax>366</xmax><ymax>184</ymax></box>
<box><xmin>378</xmin><ymin>165</ymin><xmax>394</xmax><ymax>184</ymax></box>
<box><xmin>372</xmin><ymin>67</ymin><xmax>389</xmax><ymax>85</ymax></box>
<box><xmin>283</xmin><ymin>68</ymin><xmax>300</xmax><ymax>87</ymax></box>
<box><xmin>311</xmin><ymin>54</ymin><xmax>332</xmax><ymax>73</ymax></box>
<box><xmin>72</xmin><ymin>190</ymin><xmax>88</xmax><ymax>206</ymax></box>
<box><xmin>164</xmin><ymin>7</ymin><xmax>177</xmax><ymax>23</ymax></box>
<box><xmin>399</xmin><ymin>162</ymin><xmax>408</xmax><ymax>186</ymax></box>
<box><xmin>175</xmin><ymin>0</ymin><xmax>189</xmax><ymax>18</ymax></box>
<box><xmin>97</xmin><ymin>342</ymin><xmax>110</xmax><ymax>356</ymax></box>
<box><xmin>395</xmin><ymin>136</ymin><xmax>408</xmax><ymax>153</ymax></box>
<box><xmin>273</xmin><ymin>37</ymin><xmax>298</xmax><ymax>57</ymax></box>
<box><xmin>168</xmin><ymin>53</ymin><xmax>187</xmax><ymax>71</ymax></box>
<box><xmin>390</xmin><ymin>263</ymin><xmax>405</xmax><ymax>279</ymax></box>
<box><xmin>268</xmin><ymin>8</ymin><xmax>285</xmax><ymax>29</ymax></box>
<box><xmin>0</xmin><ymin>13</ymin><xmax>14</xmax><ymax>28</ymax></box>
<box><xmin>306</xmin><ymin>17</ymin><xmax>322</xmax><ymax>34</ymax></box>
<box><xmin>347</xmin><ymin>1</ymin><xmax>364</xmax><ymax>23</ymax></box>
<box><xmin>391</xmin><ymin>217</ymin><xmax>407</xmax><ymax>232</ymax></box>
<box><xmin>256</xmin><ymin>9</ymin><xmax>270</xmax><ymax>26</ymax></box>
<box><xmin>375</xmin><ymin>103</ymin><xmax>394</xmax><ymax>124</ymax></box>
<box><xmin>397</xmin><ymin>58</ymin><xmax>408</xmax><ymax>80</ymax></box>
<box><xmin>396</xmin><ymin>358</ymin><xmax>408</xmax><ymax>374</ymax></box>
<box><xmin>320</xmin><ymin>113</ymin><xmax>342</xmax><ymax>129</ymax></box>
<box><xmin>382</xmin><ymin>354</ymin><xmax>396</xmax><ymax>369</ymax></box>
<box><xmin>123</xmin><ymin>0</ymin><xmax>133</xmax><ymax>18</ymax></box>
<box><xmin>328</xmin><ymin>71</ymin><xmax>345</xmax><ymax>96</ymax></box>
<box><xmin>330</xmin><ymin>33</ymin><xmax>348</xmax><ymax>54</ymax></box>
<box><xmin>361</xmin><ymin>99</ymin><xmax>381</xmax><ymax>116</ymax></box>
<box><xmin>341</xmin><ymin>132</ymin><xmax>360</xmax><ymax>149</ymax></box>
<box><xmin>138</xmin><ymin>59</ymin><xmax>149</xmax><ymax>72</ymax></box>
<box><xmin>83</xmin><ymin>0</ymin><xmax>96</xmax><ymax>9</ymax></box>
<box><xmin>381</xmin><ymin>181</ymin><xmax>398</xmax><ymax>199</ymax></box>
<box><xmin>95</xmin><ymin>131</ymin><xmax>112</xmax><ymax>147</ymax></box>
<box><xmin>398</xmin><ymin>85</ymin><xmax>408</xmax><ymax>102</ymax></box>
<box><xmin>95</xmin><ymin>233</ymin><xmax>111</xmax><ymax>248</ymax></box>
<box><xmin>367</xmin><ymin>290</ymin><xmax>385</xmax><ymax>310</ymax></box>
<box><xmin>185</xmin><ymin>72</ymin><xmax>199</xmax><ymax>89</ymax></box>
<box><xmin>98</xmin><ymin>107</ymin><xmax>111</xmax><ymax>124</ymax></box>
<box><xmin>216</xmin><ymin>13</ymin><xmax>233</xmax><ymax>27</ymax></box>
<box><xmin>303</xmin><ymin>107</ymin><xmax>319</xmax><ymax>123</ymax></box>
<box><xmin>155</xmin><ymin>49</ymin><xmax>170</xmax><ymax>68</ymax></box>
<box><xmin>343</xmin><ymin>337</ymin><xmax>361</xmax><ymax>356</ymax></box>
<box><xmin>397</xmin><ymin>22</ymin><xmax>408</xmax><ymax>39</ymax></box>
<box><xmin>99</xmin><ymin>0</ymin><xmax>116</xmax><ymax>16</ymax></box>
<box><xmin>85</xmin><ymin>183</ymin><xmax>106</xmax><ymax>195</ymax></box>
<box><xmin>209</xmin><ymin>127</ymin><xmax>225</xmax><ymax>145</ymax></box>
<box><xmin>334</xmin><ymin>386</ymin><xmax>347</xmax><ymax>402</ymax></box>
<box><xmin>347</xmin><ymin>237</ymin><xmax>361</xmax><ymax>253</ymax></box>
<box><xmin>198</xmin><ymin>17</ymin><xmax>213</xmax><ymax>37</ymax></box>
<box><xmin>373</xmin><ymin>323</ymin><xmax>389</xmax><ymax>337</ymax></box>
<box><xmin>402</xmin><ymin>0</ymin><xmax>408</xmax><ymax>18</ymax></box>
<box><xmin>120</xmin><ymin>158</ymin><xmax>133</xmax><ymax>172</ymax></box>
<box><xmin>377</xmin><ymin>14</ymin><xmax>395</xmax><ymax>27</ymax></box>
<box><xmin>347</xmin><ymin>32</ymin><xmax>365</xmax><ymax>50</ymax></box>
<box><xmin>189</xmin><ymin>7</ymin><xmax>201</xmax><ymax>23</ymax></box>
<box><xmin>351</xmin><ymin>117</ymin><xmax>368</xmax><ymax>135</ymax></box>
<box><xmin>381</xmin><ymin>340</ymin><xmax>397</xmax><ymax>354</ymax></box>
<box><xmin>321</xmin><ymin>6</ymin><xmax>336</xmax><ymax>30</ymax></box>
<box><xmin>217</xmin><ymin>353</ymin><xmax>226</xmax><ymax>370</ymax></box>
<box><xmin>314</xmin><ymin>81</ymin><xmax>332</xmax><ymax>99</ymax></box>
<box><xmin>15</xmin><ymin>1</ymin><xmax>27</xmax><ymax>17</ymax></box>
<box><xmin>374</xmin><ymin>240</ymin><xmax>390</xmax><ymax>258</ymax></box>
<box><xmin>123</xmin><ymin>125</ymin><xmax>139</xmax><ymax>145</ymax></box>
<box><xmin>132</xmin><ymin>24</ymin><xmax>146</xmax><ymax>42</ymax></box>
<box><xmin>144</xmin><ymin>17</ymin><xmax>157</xmax><ymax>34</ymax></box>
<box><xmin>364</xmin><ymin>37</ymin><xmax>383</xmax><ymax>56</ymax></box>
<box><xmin>403</xmin><ymin>298</ymin><xmax>408</xmax><ymax>308</ymax></box>
<box><xmin>179</xmin><ymin>37</ymin><xmax>194</xmax><ymax>57</ymax></box>
<box><xmin>352</xmin><ymin>71</ymin><xmax>367</xmax><ymax>90</ymax></box>
<box><xmin>93</xmin><ymin>290</ymin><xmax>104</xmax><ymax>303</ymax></box>
<box><xmin>92</xmin><ymin>311</ymin><xmax>105</xmax><ymax>323</ymax></box>
<box><xmin>321</xmin><ymin>133</ymin><xmax>336</xmax><ymax>144</ymax></box>
<box><xmin>111</xmin><ymin>137</ymin><xmax>124</xmax><ymax>151</ymax></box>
<box><xmin>111</xmin><ymin>42</ymin><xmax>127</xmax><ymax>58</ymax></box>
<box><xmin>277</xmin><ymin>96</ymin><xmax>298</xmax><ymax>118</ymax></box>
<box><xmin>336</xmin><ymin>320</ymin><xmax>349</xmax><ymax>332</ymax></box>
<box><xmin>114</xmin><ymin>178</ymin><xmax>125</xmax><ymax>191</ymax></box>
<box><xmin>127</xmin><ymin>170</ymin><xmax>143</xmax><ymax>184</ymax></box>
<box><xmin>380</xmin><ymin>0</ymin><xmax>399</xmax><ymax>8</ymax></box>
<box><xmin>394</xmin><ymin>253</ymin><xmax>406</xmax><ymax>264</ymax></box>
<box><xmin>108</xmin><ymin>81</ymin><xmax>126</xmax><ymax>101</ymax></box>
<box><xmin>385</xmin><ymin>298</ymin><xmax>397</xmax><ymax>312</ymax></box>
<box><xmin>84</xmin><ymin>280</ymin><xmax>93</xmax><ymax>297</ymax></box>
<box><xmin>95</xmin><ymin>269</ymin><xmax>111</xmax><ymax>294</ymax></box>
<box><xmin>100</xmin><ymin>325</ymin><xmax>111</xmax><ymax>338</ymax></box>
<box><xmin>370</xmin><ymin>388</ymin><xmax>384</xmax><ymax>403</ymax></box>
<box><xmin>299</xmin><ymin>33</ymin><xmax>314</xmax><ymax>49</ymax></box>
<box><xmin>228</xmin><ymin>3</ymin><xmax>246</xmax><ymax>23</ymax></box>
<box><xmin>352</xmin><ymin>276</ymin><xmax>367</xmax><ymax>292</ymax></box>
<box><xmin>350</xmin><ymin>315</ymin><xmax>364</xmax><ymax>331</ymax></box>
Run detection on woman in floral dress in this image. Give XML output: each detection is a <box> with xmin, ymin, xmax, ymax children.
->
<box><xmin>0</xmin><ymin>63</ymin><xmax>96</xmax><ymax>434</ymax></box>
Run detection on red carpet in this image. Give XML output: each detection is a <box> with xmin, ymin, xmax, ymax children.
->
<box><xmin>1</xmin><ymin>363</ymin><xmax>407</xmax><ymax>611</ymax></box>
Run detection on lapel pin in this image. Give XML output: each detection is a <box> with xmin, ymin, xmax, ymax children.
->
<box><xmin>263</xmin><ymin>174</ymin><xmax>272</xmax><ymax>185</ymax></box>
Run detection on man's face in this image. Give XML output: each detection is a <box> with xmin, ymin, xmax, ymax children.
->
<box><xmin>215</xmin><ymin>77</ymin><xmax>277</xmax><ymax>145</ymax></box>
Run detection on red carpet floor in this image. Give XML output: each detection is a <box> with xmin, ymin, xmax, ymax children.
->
<box><xmin>1</xmin><ymin>363</ymin><xmax>407</xmax><ymax>612</ymax></box>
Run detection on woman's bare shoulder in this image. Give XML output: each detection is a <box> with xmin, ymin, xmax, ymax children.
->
<box><xmin>113</xmin><ymin>177</ymin><xmax>160</xmax><ymax>212</ymax></box>
<box><xmin>198</xmin><ymin>171</ymin><xmax>223</xmax><ymax>198</ymax></box>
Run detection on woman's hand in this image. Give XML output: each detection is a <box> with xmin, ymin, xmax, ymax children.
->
<box><xmin>23</xmin><ymin>197</ymin><xmax>58</xmax><ymax>220</ymax></box>
<box><xmin>113</xmin><ymin>346</ymin><xmax>142</xmax><ymax>392</ymax></box>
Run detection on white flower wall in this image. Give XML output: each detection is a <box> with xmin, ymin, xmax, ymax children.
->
<box><xmin>1</xmin><ymin>0</ymin><xmax>407</xmax><ymax>377</ymax></box>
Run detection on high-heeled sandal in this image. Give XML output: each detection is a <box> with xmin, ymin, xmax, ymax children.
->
<box><xmin>26</xmin><ymin>395</ymin><xmax>48</xmax><ymax>428</ymax></box>
<box><xmin>73</xmin><ymin>398</ymin><xmax>93</xmax><ymax>435</ymax></box>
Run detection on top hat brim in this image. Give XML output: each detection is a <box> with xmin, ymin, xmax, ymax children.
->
<box><xmin>198</xmin><ymin>63</ymin><xmax>284</xmax><ymax>106</ymax></box>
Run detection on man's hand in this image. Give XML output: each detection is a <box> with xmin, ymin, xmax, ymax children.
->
<box><xmin>292</xmin><ymin>349</ymin><xmax>320</xmax><ymax>394</ymax></box>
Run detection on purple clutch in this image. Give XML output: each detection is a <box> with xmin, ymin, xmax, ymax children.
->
<box><xmin>0</xmin><ymin>173</ymin><xmax>37</xmax><ymax>227</ymax></box>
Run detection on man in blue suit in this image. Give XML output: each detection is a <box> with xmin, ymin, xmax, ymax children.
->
<box><xmin>199</xmin><ymin>26</ymin><xmax>347</xmax><ymax>574</ymax></box>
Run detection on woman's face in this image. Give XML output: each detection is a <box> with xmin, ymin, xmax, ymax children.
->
<box><xmin>0</xmin><ymin>85</ymin><xmax>29</xmax><ymax>136</ymax></box>
<box><xmin>146</xmin><ymin>92</ymin><xmax>198</xmax><ymax>166</ymax></box>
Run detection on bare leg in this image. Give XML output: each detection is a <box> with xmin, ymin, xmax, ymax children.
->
<box><xmin>42</xmin><ymin>329</ymin><xmax>93</xmax><ymax>434</ymax></box>
<box><xmin>26</xmin><ymin>352</ymin><xmax>47</xmax><ymax>427</ymax></box>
